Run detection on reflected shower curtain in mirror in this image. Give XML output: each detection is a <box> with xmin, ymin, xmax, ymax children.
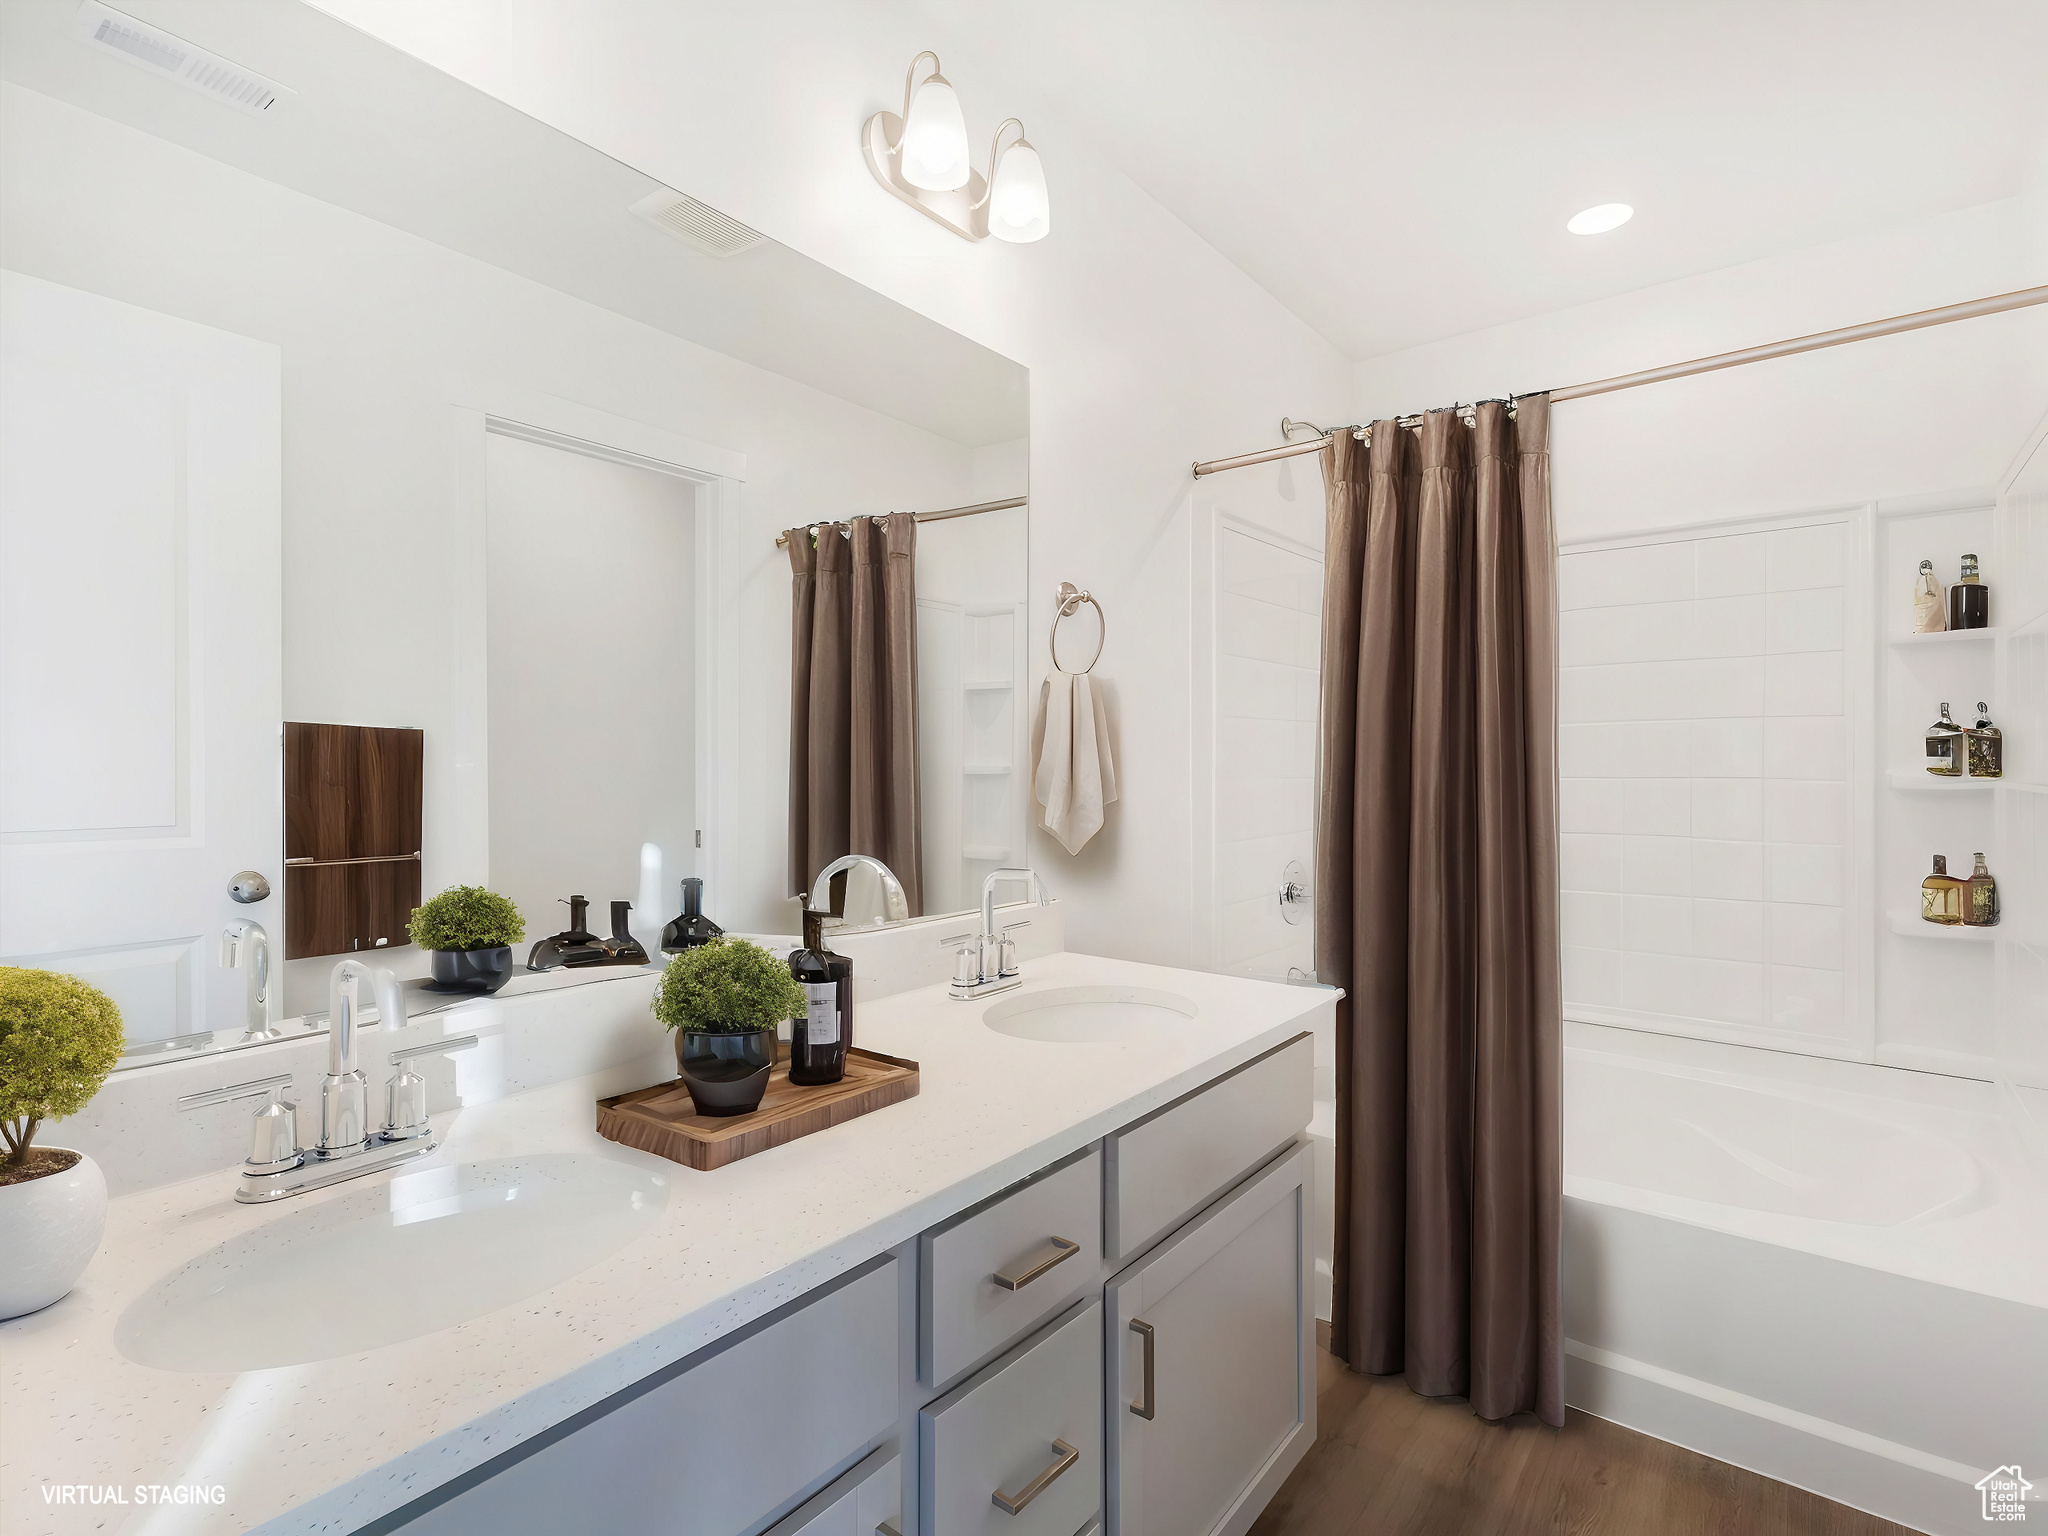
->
<box><xmin>1315</xmin><ymin>397</ymin><xmax>1562</xmax><ymax>1425</ymax></box>
<box><xmin>786</xmin><ymin>514</ymin><xmax>924</xmax><ymax>916</ymax></box>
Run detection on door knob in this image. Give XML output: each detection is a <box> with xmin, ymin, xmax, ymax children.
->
<box><xmin>230</xmin><ymin>870</ymin><xmax>272</xmax><ymax>903</ymax></box>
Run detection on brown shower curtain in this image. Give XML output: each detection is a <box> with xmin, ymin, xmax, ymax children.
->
<box><xmin>1315</xmin><ymin>397</ymin><xmax>1562</xmax><ymax>1426</ymax></box>
<box><xmin>786</xmin><ymin>514</ymin><xmax>924</xmax><ymax>915</ymax></box>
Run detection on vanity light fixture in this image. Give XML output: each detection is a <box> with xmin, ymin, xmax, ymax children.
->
<box><xmin>864</xmin><ymin>52</ymin><xmax>1050</xmax><ymax>243</ymax></box>
<box><xmin>1567</xmin><ymin>202</ymin><xmax>1634</xmax><ymax>235</ymax></box>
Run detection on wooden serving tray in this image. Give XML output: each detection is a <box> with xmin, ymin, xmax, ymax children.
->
<box><xmin>595</xmin><ymin>1046</ymin><xmax>919</xmax><ymax>1171</ymax></box>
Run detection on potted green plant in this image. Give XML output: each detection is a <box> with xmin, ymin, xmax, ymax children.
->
<box><xmin>409</xmin><ymin>885</ymin><xmax>526</xmax><ymax>994</ymax></box>
<box><xmin>652</xmin><ymin>937</ymin><xmax>804</xmax><ymax>1117</ymax></box>
<box><xmin>1</xmin><ymin>967</ymin><xmax>123</xmax><ymax>1319</ymax></box>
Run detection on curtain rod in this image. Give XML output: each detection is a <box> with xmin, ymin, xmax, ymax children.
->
<box><xmin>773</xmin><ymin>495</ymin><xmax>1026</xmax><ymax>548</ymax></box>
<box><xmin>1190</xmin><ymin>283</ymin><xmax>2048</xmax><ymax>478</ymax></box>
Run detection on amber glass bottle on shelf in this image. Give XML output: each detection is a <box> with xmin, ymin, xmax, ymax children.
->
<box><xmin>1967</xmin><ymin>704</ymin><xmax>2003</xmax><ymax>778</ymax></box>
<box><xmin>1925</xmin><ymin>703</ymin><xmax>1964</xmax><ymax>776</ymax></box>
<box><xmin>1965</xmin><ymin>854</ymin><xmax>2000</xmax><ymax>928</ymax></box>
<box><xmin>1921</xmin><ymin>856</ymin><xmax>1963</xmax><ymax>925</ymax></box>
<box><xmin>1948</xmin><ymin>553</ymin><xmax>1989</xmax><ymax>629</ymax></box>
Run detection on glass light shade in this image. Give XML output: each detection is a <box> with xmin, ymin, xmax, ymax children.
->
<box><xmin>900</xmin><ymin>74</ymin><xmax>970</xmax><ymax>191</ymax></box>
<box><xmin>987</xmin><ymin>139</ymin><xmax>1049</xmax><ymax>243</ymax></box>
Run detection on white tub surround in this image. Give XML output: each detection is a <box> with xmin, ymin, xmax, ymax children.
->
<box><xmin>1563</xmin><ymin>1023</ymin><xmax>2047</xmax><ymax>1536</ymax></box>
<box><xmin>1</xmin><ymin>950</ymin><xmax>1333</xmax><ymax>1536</ymax></box>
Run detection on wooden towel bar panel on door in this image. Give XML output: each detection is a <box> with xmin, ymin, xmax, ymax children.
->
<box><xmin>283</xmin><ymin>722</ymin><xmax>423</xmax><ymax>960</ymax></box>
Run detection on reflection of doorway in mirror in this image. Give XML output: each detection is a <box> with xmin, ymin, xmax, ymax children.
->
<box><xmin>0</xmin><ymin>272</ymin><xmax>282</xmax><ymax>1050</ymax></box>
<box><xmin>484</xmin><ymin>434</ymin><xmax>697</xmax><ymax>946</ymax></box>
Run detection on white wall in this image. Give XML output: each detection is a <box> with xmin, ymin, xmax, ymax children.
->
<box><xmin>0</xmin><ymin>82</ymin><xmax>985</xmax><ymax>978</ymax></box>
<box><xmin>1354</xmin><ymin>197</ymin><xmax>2048</xmax><ymax>542</ymax></box>
<box><xmin>308</xmin><ymin>0</ymin><xmax>1355</xmax><ymax>970</ymax></box>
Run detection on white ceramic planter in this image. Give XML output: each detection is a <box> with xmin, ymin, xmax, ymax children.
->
<box><xmin>0</xmin><ymin>1147</ymin><xmax>108</xmax><ymax>1319</ymax></box>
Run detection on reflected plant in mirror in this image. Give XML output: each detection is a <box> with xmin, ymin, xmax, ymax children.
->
<box><xmin>409</xmin><ymin>886</ymin><xmax>525</xmax><ymax>997</ymax></box>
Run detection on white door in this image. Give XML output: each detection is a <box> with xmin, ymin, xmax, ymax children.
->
<box><xmin>1106</xmin><ymin>1141</ymin><xmax>1314</xmax><ymax>1536</ymax></box>
<box><xmin>0</xmin><ymin>271</ymin><xmax>281</xmax><ymax>1045</ymax></box>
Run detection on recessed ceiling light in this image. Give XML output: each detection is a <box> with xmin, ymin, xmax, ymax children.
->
<box><xmin>1568</xmin><ymin>203</ymin><xmax>1634</xmax><ymax>235</ymax></box>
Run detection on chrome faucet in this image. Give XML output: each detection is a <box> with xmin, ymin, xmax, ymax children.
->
<box><xmin>950</xmin><ymin>867</ymin><xmax>1051</xmax><ymax>1000</ymax></box>
<box><xmin>800</xmin><ymin>853</ymin><xmax>910</xmax><ymax>926</ymax></box>
<box><xmin>221</xmin><ymin>921</ymin><xmax>276</xmax><ymax>1039</ymax></box>
<box><xmin>231</xmin><ymin>959</ymin><xmax>471</xmax><ymax>1203</ymax></box>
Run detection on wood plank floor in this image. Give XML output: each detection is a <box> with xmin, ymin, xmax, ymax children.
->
<box><xmin>1247</xmin><ymin>1344</ymin><xmax>1923</xmax><ymax>1536</ymax></box>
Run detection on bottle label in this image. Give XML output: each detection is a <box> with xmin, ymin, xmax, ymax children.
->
<box><xmin>804</xmin><ymin>982</ymin><xmax>840</xmax><ymax>1046</ymax></box>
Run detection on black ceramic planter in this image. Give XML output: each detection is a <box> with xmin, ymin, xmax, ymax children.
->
<box><xmin>676</xmin><ymin>1027</ymin><xmax>776</xmax><ymax>1117</ymax></box>
<box><xmin>425</xmin><ymin>946</ymin><xmax>515</xmax><ymax>994</ymax></box>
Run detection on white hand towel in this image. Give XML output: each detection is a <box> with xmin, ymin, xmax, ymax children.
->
<box><xmin>1032</xmin><ymin>672</ymin><xmax>1118</xmax><ymax>855</ymax></box>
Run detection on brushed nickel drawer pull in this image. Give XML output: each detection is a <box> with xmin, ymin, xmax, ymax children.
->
<box><xmin>991</xmin><ymin>1438</ymin><xmax>1079</xmax><ymax>1515</ymax></box>
<box><xmin>992</xmin><ymin>1235</ymin><xmax>1080</xmax><ymax>1291</ymax></box>
<box><xmin>877</xmin><ymin>1523</ymin><xmax>902</xmax><ymax>1536</ymax></box>
<box><xmin>1129</xmin><ymin>1318</ymin><xmax>1156</xmax><ymax>1419</ymax></box>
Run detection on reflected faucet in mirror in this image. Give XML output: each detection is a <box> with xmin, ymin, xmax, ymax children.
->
<box><xmin>800</xmin><ymin>854</ymin><xmax>911</xmax><ymax>928</ymax></box>
<box><xmin>950</xmin><ymin>867</ymin><xmax>1051</xmax><ymax>1001</ymax></box>
<box><xmin>220</xmin><ymin>921</ymin><xmax>275</xmax><ymax>1039</ymax></box>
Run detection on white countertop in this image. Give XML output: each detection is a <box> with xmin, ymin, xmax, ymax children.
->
<box><xmin>1</xmin><ymin>952</ymin><xmax>1335</xmax><ymax>1536</ymax></box>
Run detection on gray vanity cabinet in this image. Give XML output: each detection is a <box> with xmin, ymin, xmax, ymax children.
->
<box><xmin>1104</xmin><ymin>1141</ymin><xmax>1315</xmax><ymax>1536</ymax></box>
<box><xmin>367</xmin><ymin>1036</ymin><xmax>1314</xmax><ymax>1536</ymax></box>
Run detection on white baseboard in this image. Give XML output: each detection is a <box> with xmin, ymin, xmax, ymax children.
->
<box><xmin>1565</xmin><ymin>1341</ymin><xmax>1992</xmax><ymax>1536</ymax></box>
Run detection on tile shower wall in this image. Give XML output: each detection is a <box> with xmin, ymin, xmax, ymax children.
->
<box><xmin>1214</xmin><ymin>526</ymin><xmax>1323</xmax><ymax>979</ymax></box>
<box><xmin>1559</xmin><ymin>520</ymin><xmax>1861</xmax><ymax>1056</ymax></box>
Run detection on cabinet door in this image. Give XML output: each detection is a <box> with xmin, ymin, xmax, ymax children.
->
<box><xmin>1105</xmin><ymin>1141</ymin><xmax>1312</xmax><ymax>1536</ymax></box>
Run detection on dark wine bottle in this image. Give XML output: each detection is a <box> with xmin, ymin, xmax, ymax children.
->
<box><xmin>661</xmin><ymin>877</ymin><xmax>724</xmax><ymax>953</ymax></box>
<box><xmin>787</xmin><ymin>907</ymin><xmax>850</xmax><ymax>1086</ymax></box>
<box><xmin>1948</xmin><ymin>552</ymin><xmax>1989</xmax><ymax>630</ymax></box>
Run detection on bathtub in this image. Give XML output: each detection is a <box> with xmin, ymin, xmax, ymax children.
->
<box><xmin>1564</xmin><ymin>1022</ymin><xmax>2048</xmax><ymax>1536</ymax></box>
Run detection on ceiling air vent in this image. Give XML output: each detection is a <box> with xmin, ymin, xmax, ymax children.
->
<box><xmin>69</xmin><ymin>0</ymin><xmax>290</xmax><ymax>117</ymax></box>
<box><xmin>629</xmin><ymin>190</ymin><xmax>769</xmax><ymax>258</ymax></box>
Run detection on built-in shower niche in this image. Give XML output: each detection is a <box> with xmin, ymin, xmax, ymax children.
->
<box><xmin>917</xmin><ymin>599</ymin><xmax>1028</xmax><ymax>915</ymax></box>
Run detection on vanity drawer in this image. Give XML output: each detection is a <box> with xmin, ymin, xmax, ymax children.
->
<box><xmin>1105</xmin><ymin>1033</ymin><xmax>1311</xmax><ymax>1260</ymax></box>
<box><xmin>384</xmin><ymin>1258</ymin><xmax>898</xmax><ymax>1536</ymax></box>
<box><xmin>761</xmin><ymin>1445</ymin><xmax>900</xmax><ymax>1536</ymax></box>
<box><xmin>921</xmin><ymin>1145</ymin><xmax>1101</xmax><ymax>1386</ymax></box>
<box><xmin>920</xmin><ymin>1297</ymin><xmax>1103</xmax><ymax>1536</ymax></box>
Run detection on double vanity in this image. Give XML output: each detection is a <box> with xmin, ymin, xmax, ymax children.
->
<box><xmin>5</xmin><ymin>939</ymin><xmax>1336</xmax><ymax>1536</ymax></box>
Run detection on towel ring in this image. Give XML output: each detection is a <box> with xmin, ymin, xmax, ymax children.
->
<box><xmin>1050</xmin><ymin>581</ymin><xmax>1105</xmax><ymax>674</ymax></box>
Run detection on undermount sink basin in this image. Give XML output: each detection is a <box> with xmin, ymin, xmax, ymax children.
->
<box><xmin>116</xmin><ymin>1153</ymin><xmax>668</xmax><ymax>1371</ymax></box>
<box><xmin>983</xmin><ymin>985</ymin><xmax>1198</xmax><ymax>1043</ymax></box>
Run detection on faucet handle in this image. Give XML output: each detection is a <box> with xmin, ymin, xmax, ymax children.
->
<box><xmin>247</xmin><ymin>1086</ymin><xmax>301</xmax><ymax>1171</ymax></box>
<box><xmin>952</xmin><ymin>944</ymin><xmax>981</xmax><ymax>988</ymax></box>
<box><xmin>998</xmin><ymin>935</ymin><xmax>1021</xmax><ymax>978</ymax></box>
<box><xmin>380</xmin><ymin>1034</ymin><xmax>478</xmax><ymax>1141</ymax></box>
